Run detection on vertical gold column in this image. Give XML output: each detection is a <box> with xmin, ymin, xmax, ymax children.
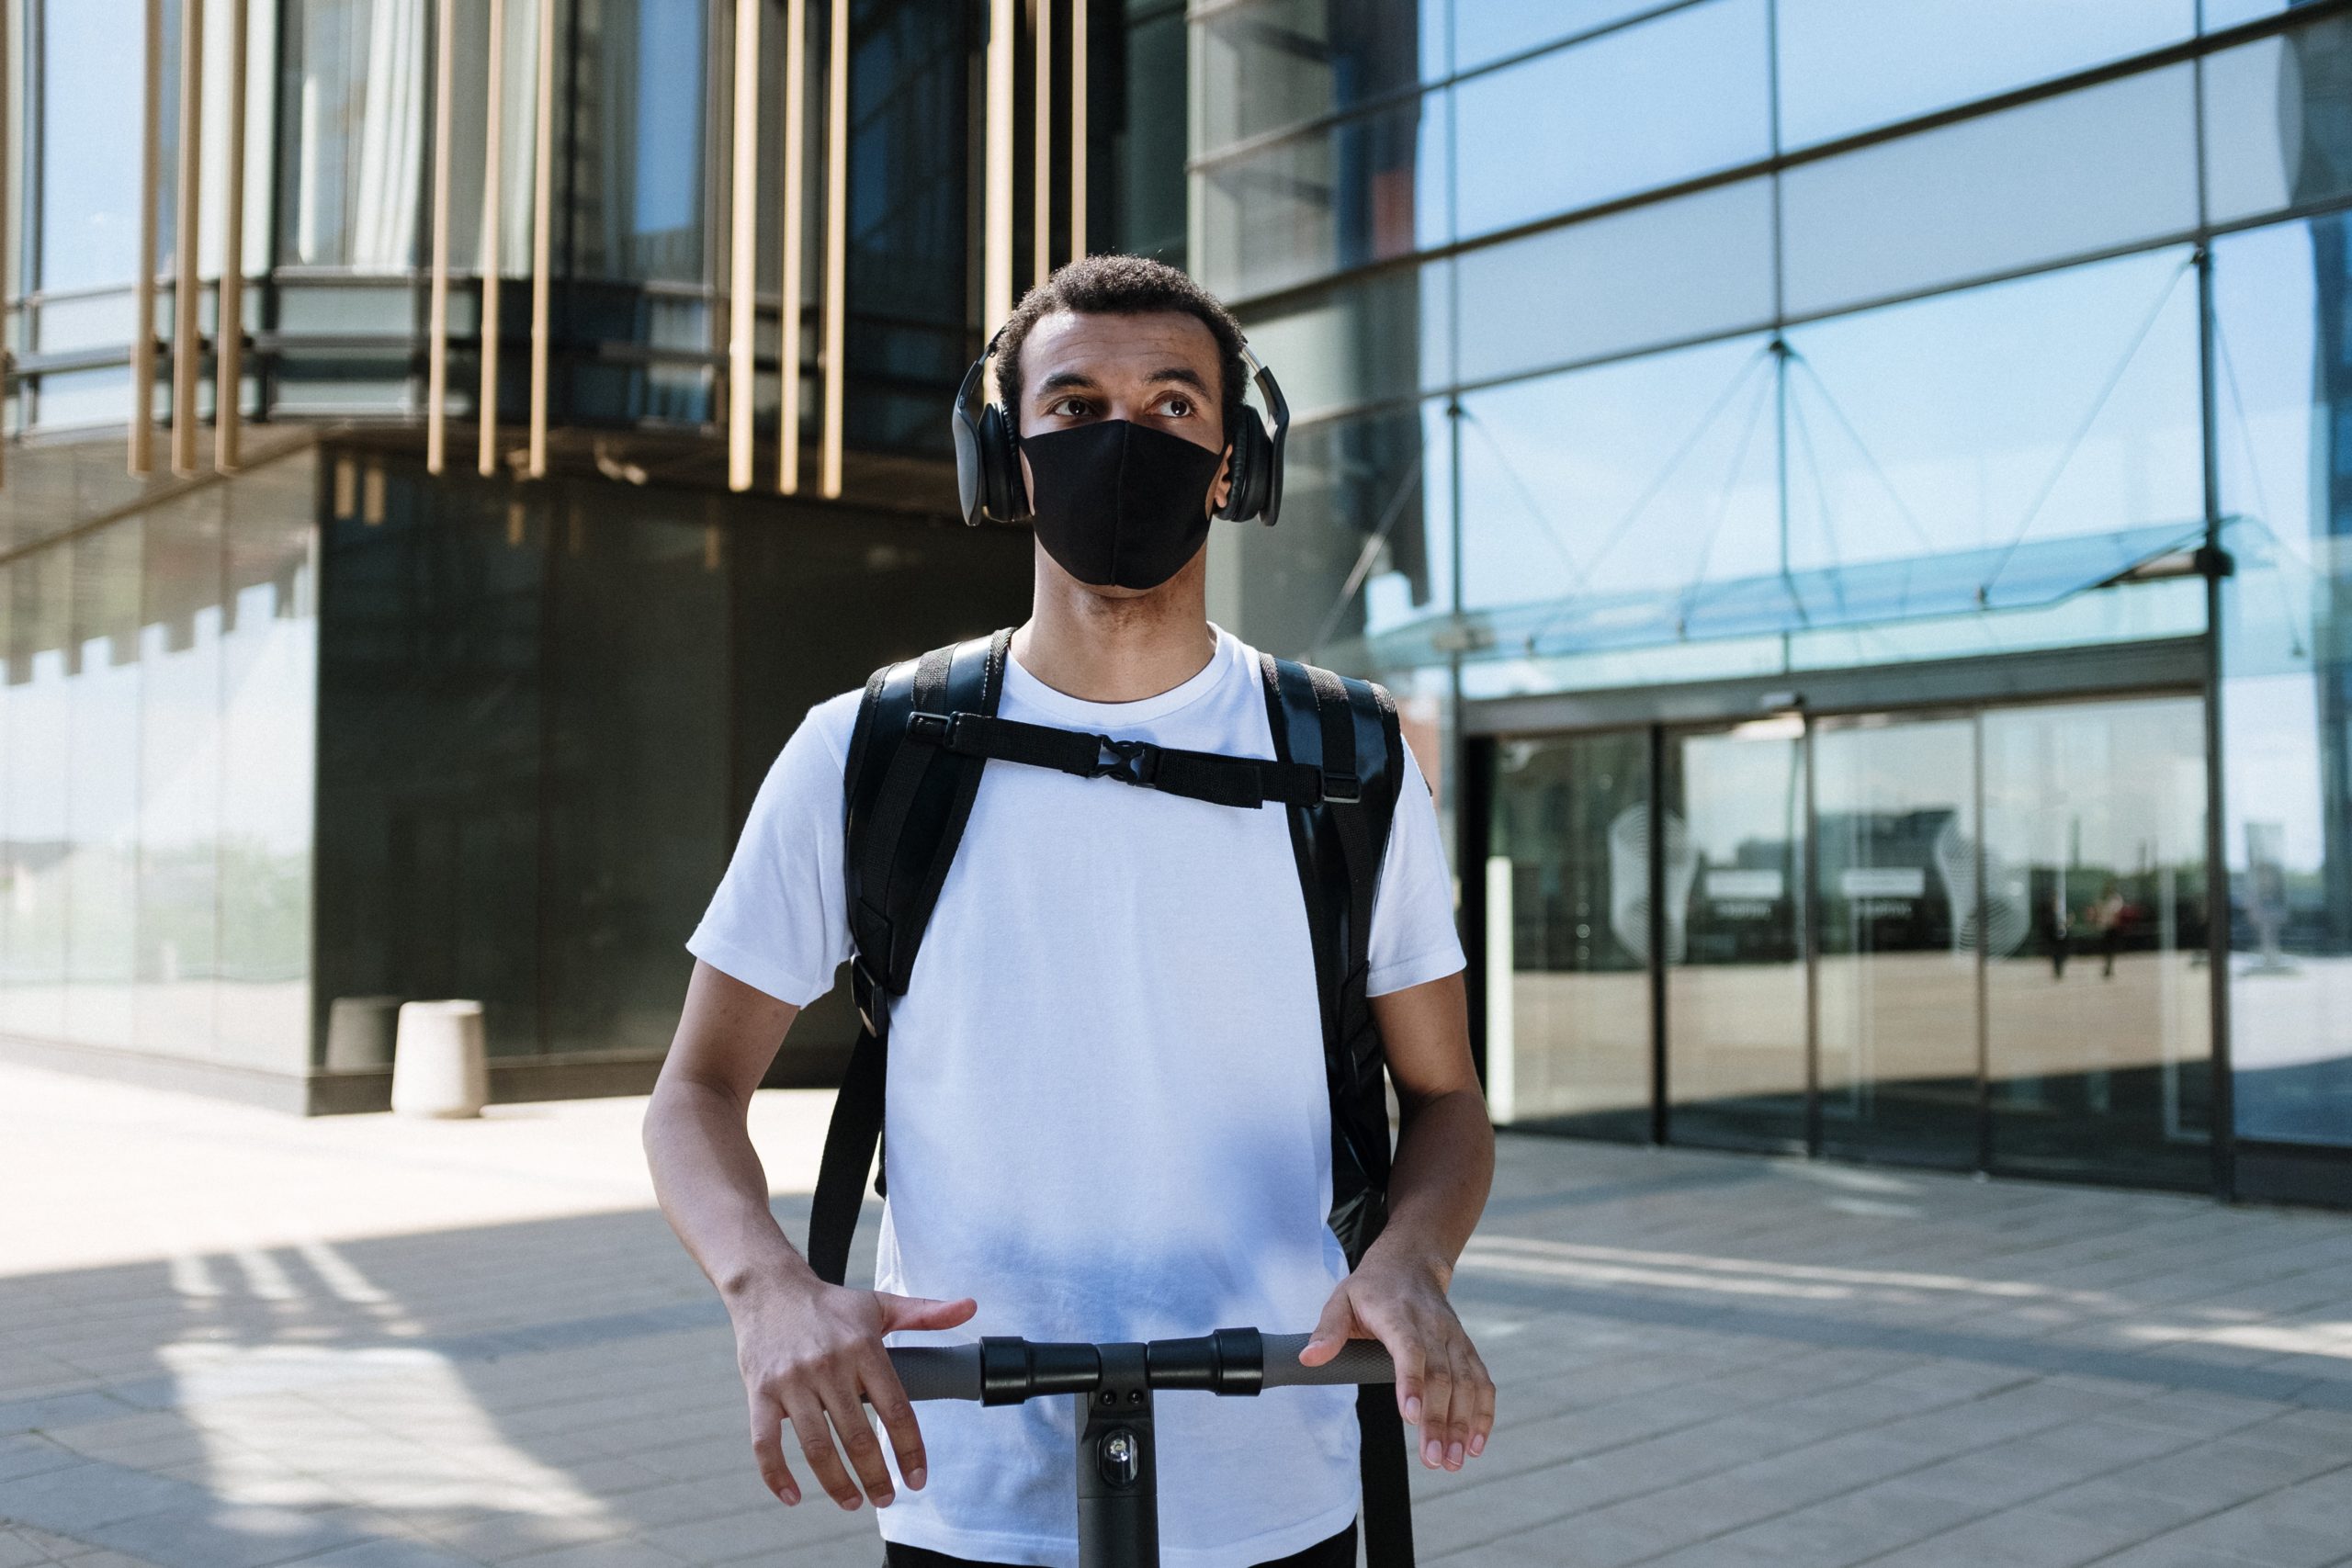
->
<box><xmin>726</xmin><ymin>0</ymin><xmax>760</xmax><ymax>492</ymax></box>
<box><xmin>170</xmin><ymin>0</ymin><xmax>206</xmax><ymax>476</ymax></box>
<box><xmin>479</xmin><ymin>0</ymin><xmax>507</xmax><ymax>476</ymax></box>
<box><xmin>983</xmin><ymin>0</ymin><xmax>1013</xmax><ymax>332</ymax></box>
<box><xmin>819</xmin><ymin>0</ymin><xmax>847</xmax><ymax>497</ymax></box>
<box><xmin>528</xmin><ymin>0</ymin><xmax>555</xmax><ymax>478</ymax></box>
<box><xmin>1033</xmin><ymin>0</ymin><xmax>1050</xmax><ymax>287</ymax></box>
<box><xmin>130</xmin><ymin>0</ymin><xmax>164</xmax><ymax>475</ymax></box>
<box><xmin>425</xmin><ymin>0</ymin><xmax>457</xmax><ymax>474</ymax></box>
<box><xmin>0</xmin><ymin>0</ymin><xmax>12</xmax><ymax>487</ymax></box>
<box><xmin>776</xmin><ymin>0</ymin><xmax>806</xmax><ymax>493</ymax></box>
<box><xmin>1069</xmin><ymin>0</ymin><xmax>1086</xmax><ymax>261</ymax></box>
<box><xmin>215</xmin><ymin>0</ymin><xmax>249</xmax><ymax>472</ymax></box>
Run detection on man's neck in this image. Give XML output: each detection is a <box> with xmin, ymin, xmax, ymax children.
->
<box><xmin>1012</xmin><ymin>558</ymin><xmax>1218</xmax><ymax>705</ymax></box>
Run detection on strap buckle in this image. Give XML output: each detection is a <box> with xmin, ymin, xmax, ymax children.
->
<box><xmin>907</xmin><ymin>710</ymin><xmax>958</xmax><ymax>746</ymax></box>
<box><xmin>1321</xmin><ymin>771</ymin><xmax>1363</xmax><ymax>805</ymax></box>
<box><xmin>851</xmin><ymin>953</ymin><xmax>890</xmax><ymax>1036</ymax></box>
<box><xmin>1091</xmin><ymin>735</ymin><xmax>1161</xmax><ymax>788</ymax></box>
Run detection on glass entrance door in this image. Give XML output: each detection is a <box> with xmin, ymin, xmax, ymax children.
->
<box><xmin>1665</xmin><ymin>718</ymin><xmax>1809</xmax><ymax>1151</ymax></box>
<box><xmin>1812</xmin><ymin>714</ymin><xmax>1984</xmax><ymax>1168</ymax></box>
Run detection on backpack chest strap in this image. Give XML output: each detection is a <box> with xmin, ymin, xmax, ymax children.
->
<box><xmin>908</xmin><ymin>708</ymin><xmax>1363</xmax><ymax>809</ymax></box>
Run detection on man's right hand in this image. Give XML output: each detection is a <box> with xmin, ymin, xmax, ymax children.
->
<box><xmin>730</xmin><ymin>1275</ymin><xmax>978</xmax><ymax>1510</ymax></box>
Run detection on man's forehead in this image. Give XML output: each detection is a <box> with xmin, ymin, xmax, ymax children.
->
<box><xmin>1021</xmin><ymin>310</ymin><xmax>1219</xmax><ymax>382</ymax></box>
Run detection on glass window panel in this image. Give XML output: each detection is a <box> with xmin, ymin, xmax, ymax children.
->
<box><xmin>540</xmin><ymin>504</ymin><xmax>729</xmax><ymax>1056</ymax></box>
<box><xmin>1487</xmin><ymin>728</ymin><xmax>1654</xmax><ymax>1138</ymax></box>
<box><xmin>573</xmin><ymin>0</ymin><xmax>709</xmax><ymax>283</ymax></box>
<box><xmin>2203</xmin><ymin>15</ymin><xmax>2352</xmax><ymax>228</ymax></box>
<box><xmin>1453</xmin><ymin>0</ymin><xmax>1675</xmax><ymax>74</ymax></box>
<box><xmin>1225</xmin><ymin>399</ymin><xmax>1453</xmax><ymax>667</ymax></box>
<box><xmin>1779</xmin><ymin>66</ymin><xmax>2198</xmax><ymax>320</ymax></box>
<box><xmin>31</xmin><ymin>369</ymin><xmax>133</xmax><ymax>434</ymax></box>
<box><xmin>218</xmin><ymin>463</ymin><xmax>318</xmax><ymax>1071</ymax></box>
<box><xmin>38</xmin><ymin>0</ymin><xmax>153</xmax><ymax>291</ymax></box>
<box><xmin>1194</xmin><ymin>96</ymin><xmax>1448</xmax><ymax>300</ymax></box>
<box><xmin>1664</xmin><ymin>719</ymin><xmax>1808</xmax><ymax>1153</ymax></box>
<box><xmin>63</xmin><ymin>522</ymin><xmax>143</xmax><ymax>1048</ymax></box>
<box><xmin>135</xmin><ymin>493</ymin><xmax>225</xmax><ymax>1060</ymax></box>
<box><xmin>279</xmin><ymin>0</ymin><xmax>429</xmax><ymax>270</ymax></box>
<box><xmin>1238</xmin><ymin>263</ymin><xmax>1450</xmax><ymax>421</ymax></box>
<box><xmin>1776</xmin><ymin>0</ymin><xmax>2193</xmax><ymax>150</ymax></box>
<box><xmin>1453</xmin><ymin>178</ymin><xmax>1774</xmax><ymax>385</ymax></box>
<box><xmin>1194</xmin><ymin>0</ymin><xmax>1440</xmax><ymax>153</ymax></box>
<box><xmin>2212</xmin><ymin>215</ymin><xmax>2352</xmax><ymax>1148</ymax></box>
<box><xmin>1452</xmin><ymin>0</ymin><xmax>1770</xmax><ymax>242</ymax></box>
<box><xmin>1782</xmin><ymin>251</ymin><xmax>2203</xmax><ymax>577</ymax></box>
<box><xmin>1982</xmin><ymin>696</ymin><xmax>2211</xmax><ymax>1189</ymax></box>
<box><xmin>1119</xmin><ymin>5</ymin><xmax>1190</xmax><ymax>263</ymax></box>
<box><xmin>1456</xmin><ymin>333</ymin><xmax>1781</xmax><ymax>615</ymax></box>
<box><xmin>2206</xmin><ymin>1</ymin><xmax>2290</xmax><ymax>28</ymax></box>
<box><xmin>2</xmin><ymin>548</ymin><xmax>74</xmax><ymax>1041</ymax></box>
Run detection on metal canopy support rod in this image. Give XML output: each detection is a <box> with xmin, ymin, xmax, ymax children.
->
<box><xmin>479</xmin><ymin>0</ymin><xmax>507</xmax><ymax>477</ymax></box>
<box><xmin>727</xmin><ymin>0</ymin><xmax>760</xmax><ymax>491</ymax></box>
<box><xmin>426</xmin><ymin>0</ymin><xmax>458</xmax><ymax>475</ymax></box>
<box><xmin>215</xmin><ymin>0</ymin><xmax>250</xmax><ymax>473</ymax></box>
<box><xmin>0</xmin><ymin>0</ymin><xmax>11</xmax><ymax>487</ymax></box>
<box><xmin>1069</xmin><ymin>0</ymin><xmax>1086</xmax><ymax>262</ymax></box>
<box><xmin>131</xmin><ymin>0</ymin><xmax>163</xmax><ymax>475</ymax></box>
<box><xmin>819</xmin><ymin>0</ymin><xmax>848</xmax><ymax>498</ymax></box>
<box><xmin>527</xmin><ymin>0</ymin><xmax>555</xmax><ymax>479</ymax></box>
<box><xmin>170</xmin><ymin>0</ymin><xmax>206</xmax><ymax>476</ymax></box>
<box><xmin>1034</xmin><ymin>0</ymin><xmax>1050</xmax><ymax>288</ymax></box>
<box><xmin>984</xmin><ymin>0</ymin><xmax>1013</xmax><ymax>333</ymax></box>
<box><xmin>778</xmin><ymin>0</ymin><xmax>807</xmax><ymax>493</ymax></box>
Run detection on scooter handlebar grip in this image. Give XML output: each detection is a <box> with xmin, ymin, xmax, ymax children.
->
<box><xmin>1256</xmin><ymin>1334</ymin><xmax>1396</xmax><ymax>1388</ymax></box>
<box><xmin>886</xmin><ymin>1345</ymin><xmax>986</xmax><ymax>1403</ymax></box>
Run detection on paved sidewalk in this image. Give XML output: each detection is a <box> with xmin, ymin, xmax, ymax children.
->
<box><xmin>4</xmin><ymin>1063</ymin><xmax>2352</xmax><ymax>1568</ymax></box>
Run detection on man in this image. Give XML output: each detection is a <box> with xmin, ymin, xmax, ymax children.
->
<box><xmin>644</xmin><ymin>254</ymin><xmax>1495</xmax><ymax>1568</ymax></box>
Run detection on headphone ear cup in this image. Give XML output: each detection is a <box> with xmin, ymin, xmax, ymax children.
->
<box><xmin>1218</xmin><ymin>415</ymin><xmax>1269</xmax><ymax>522</ymax></box>
<box><xmin>978</xmin><ymin>402</ymin><xmax>1030</xmax><ymax>522</ymax></box>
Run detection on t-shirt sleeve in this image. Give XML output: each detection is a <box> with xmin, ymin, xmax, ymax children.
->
<box><xmin>685</xmin><ymin>693</ymin><xmax>859</xmax><ymax>1007</ymax></box>
<box><xmin>1365</xmin><ymin>739</ymin><xmax>1466</xmax><ymax>998</ymax></box>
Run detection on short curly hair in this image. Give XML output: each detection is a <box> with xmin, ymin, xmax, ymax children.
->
<box><xmin>993</xmin><ymin>254</ymin><xmax>1249</xmax><ymax>443</ymax></box>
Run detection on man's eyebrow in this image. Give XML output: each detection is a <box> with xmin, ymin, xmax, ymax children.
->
<box><xmin>1145</xmin><ymin>366</ymin><xmax>1212</xmax><ymax>393</ymax></box>
<box><xmin>1035</xmin><ymin>370</ymin><xmax>1102</xmax><ymax>397</ymax></box>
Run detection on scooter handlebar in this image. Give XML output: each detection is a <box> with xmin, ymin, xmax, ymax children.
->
<box><xmin>881</xmin><ymin>1332</ymin><xmax>1393</xmax><ymax>1403</ymax></box>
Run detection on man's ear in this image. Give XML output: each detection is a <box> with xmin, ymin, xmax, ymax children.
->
<box><xmin>1208</xmin><ymin>444</ymin><xmax>1234</xmax><ymax>516</ymax></box>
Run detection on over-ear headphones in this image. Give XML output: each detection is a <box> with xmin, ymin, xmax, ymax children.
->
<box><xmin>952</xmin><ymin>324</ymin><xmax>1290</xmax><ymax>529</ymax></box>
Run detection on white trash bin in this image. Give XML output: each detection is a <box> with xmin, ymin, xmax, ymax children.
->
<box><xmin>390</xmin><ymin>999</ymin><xmax>490</xmax><ymax>1118</ymax></box>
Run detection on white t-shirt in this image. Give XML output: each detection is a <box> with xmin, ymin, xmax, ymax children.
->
<box><xmin>687</xmin><ymin>624</ymin><xmax>1465</xmax><ymax>1568</ymax></box>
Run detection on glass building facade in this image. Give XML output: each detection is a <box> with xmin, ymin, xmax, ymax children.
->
<box><xmin>0</xmin><ymin>1</ymin><xmax>1180</xmax><ymax>1111</ymax></box>
<box><xmin>1200</xmin><ymin>0</ymin><xmax>2352</xmax><ymax>1202</ymax></box>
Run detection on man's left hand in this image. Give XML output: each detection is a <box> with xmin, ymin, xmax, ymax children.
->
<box><xmin>1300</xmin><ymin>1246</ymin><xmax>1495</xmax><ymax>1472</ymax></box>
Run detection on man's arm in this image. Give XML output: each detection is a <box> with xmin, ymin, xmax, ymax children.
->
<box><xmin>1298</xmin><ymin>970</ymin><xmax>1497</xmax><ymax>1473</ymax></box>
<box><xmin>644</xmin><ymin>960</ymin><xmax>976</xmax><ymax>1512</ymax></box>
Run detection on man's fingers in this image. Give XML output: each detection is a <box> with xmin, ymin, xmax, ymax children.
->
<box><xmin>749</xmin><ymin>1392</ymin><xmax>801</xmax><ymax>1505</ymax></box>
<box><xmin>861</xmin><ymin>1349</ymin><xmax>931</xmax><ymax>1493</ymax></box>
<box><xmin>820</xmin><ymin>1377</ymin><xmax>899</xmax><ymax>1508</ymax></box>
<box><xmin>1469</xmin><ymin>1346</ymin><xmax>1498</xmax><ymax>1459</ymax></box>
<box><xmin>1417</xmin><ymin>1343</ymin><xmax>1457</xmax><ymax>1471</ymax></box>
<box><xmin>1386</xmin><ymin>1332</ymin><xmax>1428</xmax><ymax>1430</ymax></box>
<box><xmin>874</xmin><ymin>1292</ymin><xmax>979</xmax><ymax>1335</ymax></box>
<box><xmin>1299</xmin><ymin>1287</ymin><xmax>1359</xmax><ymax>1367</ymax></box>
<box><xmin>783</xmin><ymin>1388</ymin><xmax>863</xmax><ymax>1510</ymax></box>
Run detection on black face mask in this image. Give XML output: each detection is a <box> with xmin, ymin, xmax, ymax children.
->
<box><xmin>1021</xmin><ymin>420</ymin><xmax>1226</xmax><ymax>591</ymax></box>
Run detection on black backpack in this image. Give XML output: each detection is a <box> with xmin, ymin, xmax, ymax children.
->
<box><xmin>808</xmin><ymin>626</ymin><xmax>1417</xmax><ymax>1567</ymax></box>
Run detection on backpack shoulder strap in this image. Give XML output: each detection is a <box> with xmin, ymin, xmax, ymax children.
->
<box><xmin>1259</xmin><ymin>652</ymin><xmax>1416</xmax><ymax>1568</ymax></box>
<box><xmin>807</xmin><ymin>627</ymin><xmax>1012</xmax><ymax>1286</ymax></box>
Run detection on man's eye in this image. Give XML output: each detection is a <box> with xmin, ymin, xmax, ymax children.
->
<box><xmin>1049</xmin><ymin>397</ymin><xmax>1092</xmax><ymax>417</ymax></box>
<box><xmin>1159</xmin><ymin>396</ymin><xmax>1194</xmax><ymax>418</ymax></box>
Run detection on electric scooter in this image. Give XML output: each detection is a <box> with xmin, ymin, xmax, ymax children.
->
<box><xmin>886</xmin><ymin>1328</ymin><xmax>1396</xmax><ymax>1568</ymax></box>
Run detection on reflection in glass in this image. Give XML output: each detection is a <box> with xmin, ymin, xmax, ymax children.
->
<box><xmin>573</xmin><ymin>0</ymin><xmax>709</xmax><ymax>282</ymax></box>
<box><xmin>1782</xmin><ymin>251</ymin><xmax>2202</xmax><ymax>574</ymax></box>
<box><xmin>1195</xmin><ymin>0</ymin><xmax>1435</xmax><ymax>151</ymax></box>
<box><xmin>63</xmin><ymin>525</ymin><xmax>143</xmax><ymax>1049</ymax></box>
<box><xmin>1665</xmin><ymin>719</ymin><xmax>1807</xmax><ymax>1152</ymax></box>
<box><xmin>136</xmin><ymin>495</ymin><xmax>226</xmax><ymax>1059</ymax></box>
<box><xmin>1775</xmin><ymin>0</ymin><xmax>2193</xmax><ymax>151</ymax></box>
<box><xmin>280</xmin><ymin>0</ymin><xmax>429</xmax><ymax>270</ymax></box>
<box><xmin>1487</xmin><ymin>730</ymin><xmax>1653</xmax><ymax>1138</ymax></box>
<box><xmin>1981</xmin><ymin>697</ymin><xmax>2210</xmax><ymax>1187</ymax></box>
<box><xmin>1194</xmin><ymin>96</ymin><xmax>1447</xmax><ymax>301</ymax></box>
<box><xmin>1238</xmin><ymin>264</ymin><xmax>1447</xmax><ymax>421</ymax></box>
<box><xmin>1453</xmin><ymin>0</ymin><xmax>1678</xmax><ymax>76</ymax></box>
<box><xmin>2202</xmin><ymin>13</ymin><xmax>2352</xmax><ymax>228</ymax></box>
<box><xmin>1451</xmin><ymin>0</ymin><xmax>1769</xmax><ymax>241</ymax></box>
<box><xmin>2214</xmin><ymin>216</ymin><xmax>2352</xmax><ymax>1146</ymax></box>
<box><xmin>1813</xmin><ymin>714</ymin><xmax>1980</xmax><ymax>1168</ymax></box>
<box><xmin>1779</xmin><ymin>67</ymin><xmax>2198</xmax><ymax>319</ymax></box>
<box><xmin>1</xmin><ymin>549</ymin><xmax>74</xmax><ymax>1042</ymax></box>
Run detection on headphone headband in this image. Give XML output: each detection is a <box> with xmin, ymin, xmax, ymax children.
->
<box><xmin>951</xmin><ymin>322</ymin><xmax>1289</xmax><ymax>528</ymax></box>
